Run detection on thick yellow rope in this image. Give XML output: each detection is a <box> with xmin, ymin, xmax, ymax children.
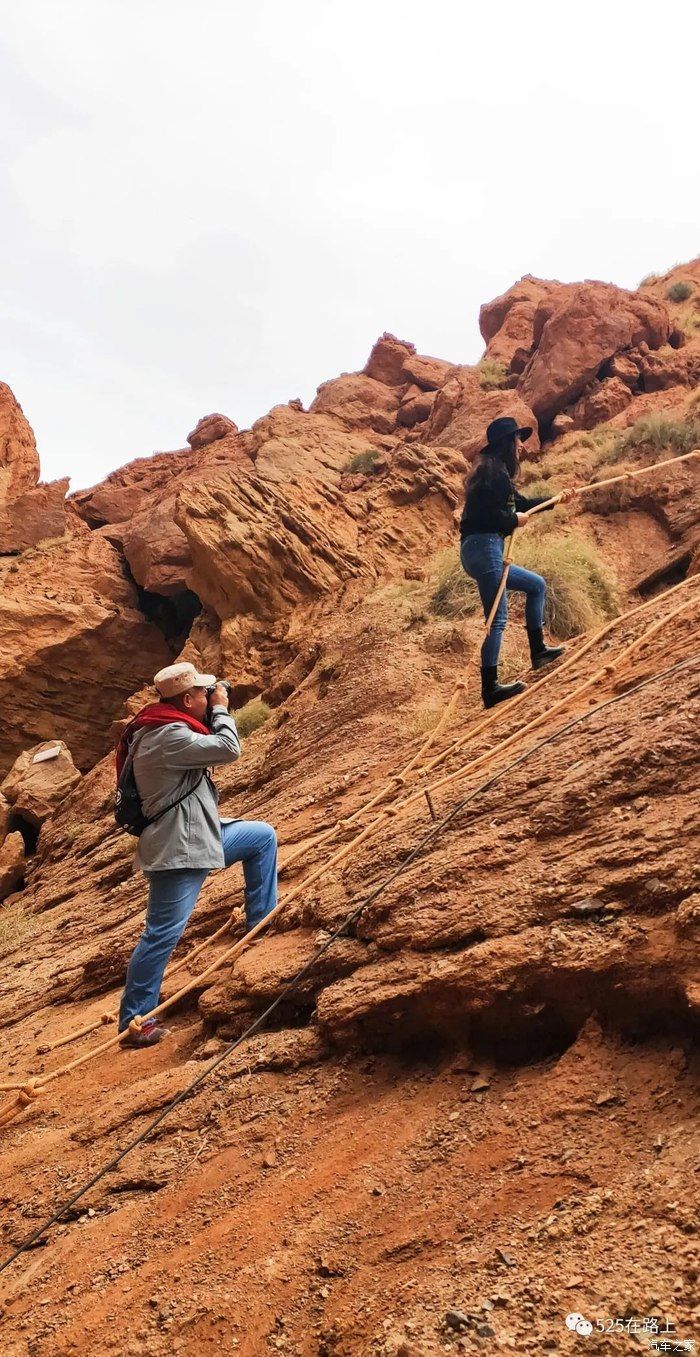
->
<box><xmin>1</xmin><ymin>575</ymin><xmax>698</xmax><ymax>1128</ymax></box>
<box><xmin>34</xmin><ymin>455</ymin><xmax>700</xmax><ymax>1058</ymax></box>
<box><xmin>2</xmin><ymin>447</ymin><xmax>699</xmax><ymax>1125</ymax></box>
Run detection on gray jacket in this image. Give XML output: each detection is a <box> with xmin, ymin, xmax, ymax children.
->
<box><xmin>132</xmin><ymin>706</ymin><xmax>241</xmax><ymax>872</ymax></box>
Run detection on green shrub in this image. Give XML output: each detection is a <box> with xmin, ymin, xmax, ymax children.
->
<box><xmin>317</xmin><ymin>655</ymin><xmax>341</xmax><ymax>680</ymax></box>
<box><xmin>518</xmin><ymin>476</ymin><xmax>563</xmax><ymax>501</ymax></box>
<box><xmin>413</xmin><ymin>703</ymin><xmax>443</xmax><ymax>735</ymax></box>
<box><xmin>683</xmin><ymin>310</ymin><xmax>700</xmax><ymax>336</ymax></box>
<box><xmin>477</xmin><ymin>358</ymin><xmax>509</xmax><ymax>391</ymax></box>
<box><xmin>515</xmin><ymin>530</ymin><xmax>619</xmax><ymax>638</ymax></box>
<box><xmin>0</xmin><ymin>903</ymin><xmax>32</xmax><ymax>958</ymax></box>
<box><xmin>427</xmin><ymin>532</ymin><xmax>617</xmax><ymax>642</ymax></box>
<box><xmin>345</xmin><ymin>449</ymin><xmax>380</xmax><ymax>475</ymax></box>
<box><xmin>234</xmin><ymin>698</ymin><xmax>272</xmax><ymax>738</ymax></box>
<box><xmin>576</xmin><ymin>426</ymin><xmax>619</xmax><ymax>455</ymax></box>
<box><xmin>576</xmin><ymin>428</ymin><xmax>614</xmax><ymax>448</ymax></box>
<box><xmin>593</xmin><ymin>413</ymin><xmax>700</xmax><ymax>469</ymax></box>
<box><xmin>666</xmin><ymin>281</ymin><xmax>693</xmax><ymax>303</ymax></box>
<box><xmin>429</xmin><ymin>548</ymin><xmax>480</xmax><ymax>618</ymax></box>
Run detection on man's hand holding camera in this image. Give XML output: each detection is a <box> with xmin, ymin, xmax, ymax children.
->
<box><xmin>207</xmin><ymin>681</ymin><xmax>231</xmax><ymax>711</ymax></box>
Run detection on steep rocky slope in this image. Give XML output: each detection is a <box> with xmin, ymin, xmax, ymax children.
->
<box><xmin>1</xmin><ymin>264</ymin><xmax>699</xmax><ymax>1356</ymax></box>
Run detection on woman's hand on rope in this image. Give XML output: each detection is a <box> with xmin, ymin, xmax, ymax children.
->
<box><xmin>515</xmin><ymin>512</ymin><xmax>529</xmax><ymax>527</ymax></box>
<box><xmin>558</xmin><ymin>487</ymin><xmax>576</xmax><ymax>504</ymax></box>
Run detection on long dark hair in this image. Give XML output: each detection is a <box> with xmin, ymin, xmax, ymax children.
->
<box><xmin>464</xmin><ymin>433</ymin><xmax>519</xmax><ymax>499</ymax></box>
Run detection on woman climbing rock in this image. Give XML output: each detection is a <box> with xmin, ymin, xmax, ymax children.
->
<box><xmin>459</xmin><ymin>416</ymin><xmax>574</xmax><ymax>709</ymax></box>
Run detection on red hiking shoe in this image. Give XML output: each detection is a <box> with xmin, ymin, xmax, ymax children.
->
<box><xmin>120</xmin><ymin>1018</ymin><xmax>170</xmax><ymax>1049</ymax></box>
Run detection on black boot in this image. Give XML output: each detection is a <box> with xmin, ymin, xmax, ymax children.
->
<box><xmin>527</xmin><ymin>625</ymin><xmax>565</xmax><ymax>670</ymax></box>
<box><xmin>481</xmin><ymin>665</ymin><xmax>526</xmax><ymax>709</ymax></box>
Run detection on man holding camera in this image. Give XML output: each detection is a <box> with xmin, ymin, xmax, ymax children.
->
<box><xmin>117</xmin><ymin>661</ymin><xmax>278</xmax><ymax>1048</ymax></box>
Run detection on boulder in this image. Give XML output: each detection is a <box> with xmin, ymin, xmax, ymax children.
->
<box><xmin>396</xmin><ymin>386</ymin><xmax>437</xmax><ymax>428</ymax></box>
<box><xmin>0</xmin><ymin>384</ymin><xmax>40</xmax><ymax>503</ymax></box>
<box><xmin>0</xmin><ymin>831</ymin><xmax>25</xmax><ymax>899</ymax></box>
<box><xmin>603</xmin><ymin>351</ymin><xmax>643</xmax><ymax>391</ymax></box>
<box><xmin>551</xmin><ymin>413</ymin><xmax>575</xmax><ymax>438</ymax></box>
<box><xmin>118</xmin><ymin>500</ymin><xmax>196</xmax><ymax>596</ymax></box>
<box><xmin>174</xmin><ymin>416</ymin><xmax>368</xmax><ymax>620</ymax></box>
<box><xmin>310</xmin><ymin>373</ymin><xmax>401</xmax><ymax>434</ymax></box>
<box><xmin>0</xmin><ymin>790</ymin><xmax>10</xmax><ymax>842</ymax></box>
<box><xmin>638</xmin><ymin>346</ymin><xmax>700</xmax><ymax>392</ymax></box>
<box><xmin>518</xmin><ymin>283</ymin><xmax>672</xmax><ymax>423</ymax></box>
<box><xmin>424</xmin><ymin>366</ymin><xmax>540</xmax><ymax>460</ymax></box>
<box><xmin>187</xmin><ymin>413</ymin><xmax>238</xmax><ymax>450</ymax></box>
<box><xmin>400</xmin><ymin>353</ymin><xmax>454</xmax><ymax>391</ymax></box>
<box><xmin>363</xmin><ymin>333</ymin><xmax>416</xmax><ymax>386</ymax></box>
<box><xmin>569</xmin><ymin>377</ymin><xmax>633</xmax><ymax>431</ymax></box>
<box><xmin>479</xmin><ymin>277</ymin><xmax>569</xmax><ymax>368</ymax></box>
<box><xmin>1</xmin><ymin>740</ymin><xmax>82</xmax><ymax>828</ymax></box>
<box><xmin>0</xmin><ymin>478</ymin><xmax>68</xmax><ymax>554</ymax></box>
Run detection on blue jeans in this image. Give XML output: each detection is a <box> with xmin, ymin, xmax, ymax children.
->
<box><xmin>460</xmin><ymin>533</ymin><xmax>546</xmax><ymax>668</ymax></box>
<box><xmin>118</xmin><ymin>819</ymin><xmax>278</xmax><ymax>1029</ymax></box>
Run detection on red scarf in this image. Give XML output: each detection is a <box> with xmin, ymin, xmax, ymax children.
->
<box><xmin>115</xmin><ymin>702</ymin><xmax>210</xmax><ymax>778</ymax></box>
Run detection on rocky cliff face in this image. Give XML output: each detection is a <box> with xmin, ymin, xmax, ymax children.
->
<box><xmin>1</xmin><ymin>263</ymin><xmax>699</xmax><ymax>1355</ymax></box>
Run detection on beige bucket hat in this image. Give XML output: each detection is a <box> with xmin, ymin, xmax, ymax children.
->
<box><xmin>154</xmin><ymin>661</ymin><xmax>217</xmax><ymax>699</ymax></box>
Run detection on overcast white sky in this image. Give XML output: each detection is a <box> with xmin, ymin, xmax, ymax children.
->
<box><xmin>1</xmin><ymin>1</ymin><xmax>698</xmax><ymax>490</ymax></box>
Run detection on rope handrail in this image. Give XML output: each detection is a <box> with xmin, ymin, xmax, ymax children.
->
<box><xmin>2</xmin><ymin>447</ymin><xmax>699</xmax><ymax>1117</ymax></box>
<box><xmin>1</xmin><ymin>576</ymin><xmax>698</xmax><ymax>1125</ymax></box>
<box><xmin>39</xmin><ymin>564</ymin><xmax>700</xmax><ymax>1062</ymax></box>
<box><xmin>2</xmin><ymin>649</ymin><xmax>698</xmax><ymax>1274</ymax></box>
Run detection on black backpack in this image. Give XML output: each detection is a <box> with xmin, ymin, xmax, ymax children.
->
<box><xmin>114</xmin><ymin>739</ymin><xmax>204</xmax><ymax>837</ymax></box>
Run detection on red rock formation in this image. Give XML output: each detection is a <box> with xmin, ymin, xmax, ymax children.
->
<box><xmin>400</xmin><ymin>352</ymin><xmax>454</xmax><ymax>391</ymax></box>
<box><xmin>70</xmin><ymin>447</ymin><xmax>203</xmax><ymax>527</ymax></box>
<box><xmin>362</xmin><ymin>332</ymin><xmax>416</xmax><ymax>385</ymax></box>
<box><xmin>187</xmin><ymin>413</ymin><xmax>239</xmax><ymax>449</ymax></box>
<box><xmin>0</xmin><ymin>526</ymin><xmax>170</xmax><ymax>774</ymax></box>
<box><xmin>0</xmin><ymin>790</ymin><xmax>10</xmax><ymax>839</ymax></box>
<box><xmin>174</xmin><ymin>404</ymin><xmax>463</xmax><ymax>626</ymax></box>
<box><xmin>639</xmin><ymin>255</ymin><xmax>700</xmax><ymax>305</ymax></box>
<box><xmin>0</xmin><ymin>383</ymin><xmax>40</xmax><ymax>502</ymax></box>
<box><xmin>0</xmin><ymin>268</ymin><xmax>699</xmax><ymax>1353</ymax></box>
<box><xmin>0</xmin><ymin>476</ymin><xmax>69</xmax><ymax>553</ymax></box>
<box><xmin>0</xmin><ymin>829</ymin><xmax>24</xmax><ymax>899</ymax></box>
<box><xmin>425</xmin><ymin>365</ymin><xmax>540</xmax><ymax>459</ymax></box>
<box><xmin>71</xmin><ymin>431</ymin><xmax>255</xmax><ymax>594</ymax></box>
<box><xmin>310</xmin><ymin>372</ymin><xmax>402</xmax><ymax>434</ymax></box>
<box><xmin>479</xmin><ymin>275</ymin><xmax>568</xmax><ymax>367</ymax></box>
<box><xmin>639</xmin><ymin>344</ymin><xmax>700</xmax><ymax>392</ymax></box>
<box><xmin>569</xmin><ymin>376</ymin><xmax>633</xmax><ymax>430</ymax></box>
<box><xmin>1</xmin><ymin>740</ymin><xmax>81</xmax><ymax>829</ymax></box>
<box><xmin>396</xmin><ymin>385</ymin><xmax>436</xmax><ymax>428</ymax></box>
<box><xmin>518</xmin><ymin>283</ymin><xmax>672</xmax><ymax>424</ymax></box>
<box><xmin>0</xmin><ymin>385</ymin><xmax>70</xmax><ymax>553</ymax></box>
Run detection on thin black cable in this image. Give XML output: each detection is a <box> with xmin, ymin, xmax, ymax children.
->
<box><xmin>2</xmin><ymin>649</ymin><xmax>698</xmax><ymax>1274</ymax></box>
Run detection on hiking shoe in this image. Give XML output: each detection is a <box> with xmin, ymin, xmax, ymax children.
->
<box><xmin>527</xmin><ymin>626</ymin><xmax>565</xmax><ymax>670</ymax></box>
<box><xmin>120</xmin><ymin>1018</ymin><xmax>170</xmax><ymax>1049</ymax></box>
<box><xmin>481</xmin><ymin>665</ymin><xmax>526</xmax><ymax>709</ymax></box>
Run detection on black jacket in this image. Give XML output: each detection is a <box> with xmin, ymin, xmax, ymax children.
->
<box><xmin>459</xmin><ymin>463</ymin><xmax>552</xmax><ymax>538</ymax></box>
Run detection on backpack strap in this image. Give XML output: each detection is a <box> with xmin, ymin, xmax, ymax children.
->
<box><xmin>128</xmin><ymin>726</ymin><xmax>208</xmax><ymax>829</ymax></box>
<box><xmin>146</xmin><ymin>771</ymin><xmax>206</xmax><ymax>827</ymax></box>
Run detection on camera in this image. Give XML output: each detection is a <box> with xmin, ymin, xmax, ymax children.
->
<box><xmin>205</xmin><ymin>679</ymin><xmax>232</xmax><ymax>724</ymax></box>
<box><xmin>205</xmin><ymin>679</ymin><xmax>232</xmax><ymax>701</ymax></box>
